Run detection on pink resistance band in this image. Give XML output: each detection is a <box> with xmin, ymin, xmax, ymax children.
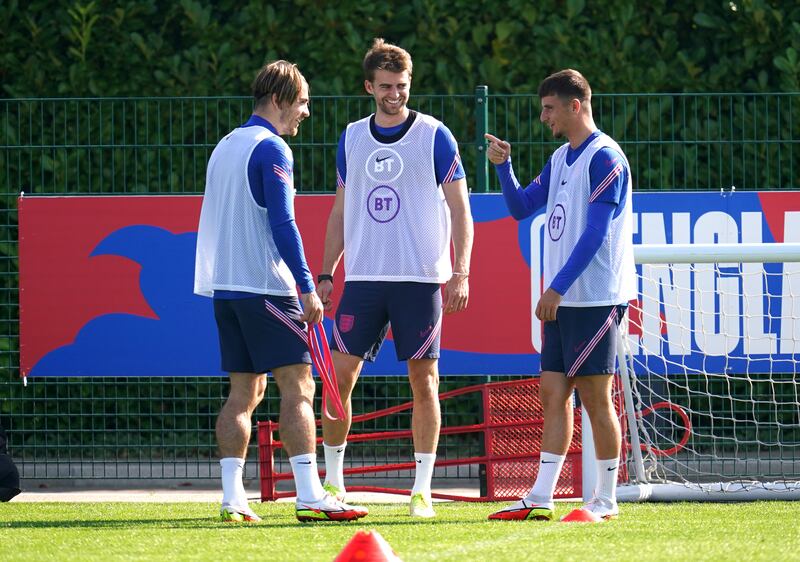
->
<box><xmin>307</xmin><ymin>322</ymin><xmax>346</xmax><ymax>421</ymax></box>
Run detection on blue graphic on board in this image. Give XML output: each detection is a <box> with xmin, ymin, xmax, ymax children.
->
<box><xmin>31</xmin><ymin>226</ymin><xmax>223</xmax><ymax>377</ymax></box>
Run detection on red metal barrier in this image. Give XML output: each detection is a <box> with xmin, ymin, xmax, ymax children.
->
<box><xmin>258</xmin><ymin>378</ymin><xmax>585</xmax><ymax>502</ymax></box>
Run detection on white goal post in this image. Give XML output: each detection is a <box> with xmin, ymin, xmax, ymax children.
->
<box><xmin>587</xmin><ymin>242</ymin><xmax>800</xmax><ymax>502</ymax></box>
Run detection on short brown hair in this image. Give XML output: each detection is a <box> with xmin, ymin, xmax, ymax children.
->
<box><xmin>363</xmin><ymin>38</ymin><xmax>413</xmax><ymax>82</ymax></box>
<box><xmin>537</xmin><ymin>69</ymin><xmax>591</xmax><ymax>103</ymax></box>
<box><xmin>252</xmin><ymin>60</ymin><xmax>307</xmax><ymax>109</ymax></box>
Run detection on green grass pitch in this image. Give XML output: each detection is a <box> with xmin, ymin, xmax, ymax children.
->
<box><xmin>2</xmin><ymin>501</ymin><xmax>799</xmax><ymax>561</ymax></box>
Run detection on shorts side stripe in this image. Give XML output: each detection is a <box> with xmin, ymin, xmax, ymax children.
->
<box><xmin>411</xmin><ymin>314</ymin><xmax>442</xmax><ymax>360</ymax></box>
<box><xmin>263</xmin><ymin>299</ymin><xmax>309</xmax><ymax>344</ymax></box>
<box><xmin>566</xmin><ymin>306</ymin><xmax>617</xmax><ymax>377</ymax></box>
<box><xmin>332</xmin><ymin>321</ymin><xmax>349</xmax><ymax>354</ymax></box>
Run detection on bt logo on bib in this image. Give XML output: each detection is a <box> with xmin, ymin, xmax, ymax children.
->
<box><xmin>366</xmin><ymin>148</ymin><xmax>403</xmax><ymax>183</ymax></box>
<box><xmin>367</xmin><ymin>185</ymin><xmax>400</xmax><ymax>223</ymax></box>
<box><xmin>374</xmin><ymin>155</ymin><xmax>394</xmax><ymax>172</ymax></box>
<box><xmin>548</xmin><ymin>203</ymin><xmax>566</xmax><ymax>241</ymax></box>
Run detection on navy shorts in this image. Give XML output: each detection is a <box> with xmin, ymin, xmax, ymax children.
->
<box><xmin>213</xmin><ymin>295</ymin><xmax>311</xmax><ymax>374</ymax></box>
<box><xmin>331</xmin><ymin>281</ymin><xmax>442</xmax><ymax>362</ymax></box>
<box><xmin>541</xmin><ymin>305</ymin><xmax>626</xmax><ymax>377</ymax></box>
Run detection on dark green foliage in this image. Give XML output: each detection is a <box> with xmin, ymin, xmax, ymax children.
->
<box><xmin>1</xmin><ymin>0</ymin><xmax>799</xmax><ymax>97</ymax></box>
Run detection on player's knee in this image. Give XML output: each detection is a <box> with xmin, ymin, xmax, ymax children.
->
<box><xmin>408</xmin><ymin>370</ymin><xmax>439</xmax><ymax>399</ymax></box>
<box><xmin>539</xmin><ymin>385</ymin><xmax>569</xmax><ymax>413</ymax></box>
<box><xmin>578</xmin><ymin>395</ymin><xmax>615</xmax><ymax>425</ymax></box>
<box><xmin>221</xmin><ymin>397</ymin><xmax>256</xmax><ymax>420</ymax></box>
<box><xmin>332</xmin><ymin>365</ymin><xmax>360</xmax><ymax>396</ymax></box>
<box><xmin>575</xmin><ymin>377</ymin><xmax>611</xmax><ymax>404</ymax></box>
<box><xmin>336</xmin><ymin>377</ymin><xmax>357</xmax><ymax>400</ymax></box>
<box><xmin>298</xmin><ymin>372</ymin><xmax>316</xmax><ymax>400</ymax></box>
<box><xmin>332</xmin><ymin>353</ymin><xmax>363</xmax><ymax>391</ymax></box>
<box><xmin>280</xmin><ymin>377</ymin><xmax>314</xmax><ymax>405</ymax></box>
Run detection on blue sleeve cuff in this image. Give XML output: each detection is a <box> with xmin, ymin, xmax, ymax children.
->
<box><xmin>495</xmin><ymin>158</ymin><xmax>512</xmax><ymax>174</ymax></box>
<box><xmin>497</xmin><ymin>158</ymin><xmax>548</xmax><ymax>220</ymax></box>
<box><xmin>496</xmin><ymin>160</ymin><xmax>527</xmax><ymax>220</ymax></box>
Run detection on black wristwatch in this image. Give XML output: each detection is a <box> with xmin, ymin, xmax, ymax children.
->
<box><xmin>317</xmin><ymin>274</ymin><xmax>334</xmax><ymax>284</ymax></box>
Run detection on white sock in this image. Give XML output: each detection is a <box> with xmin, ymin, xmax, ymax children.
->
<box><xmin>220</xmin><ymin>457</ymin><xmax>247</xmax><ymax>508</ymax></box>
<box><xmin>290</xmin><ymin>453</ymin><xmax>326</xmax><ymax>503</ymax></box>
<box><xmin>411</xmin><ymin>452</ymin><xmax>436</xmax><ymax>496</ymax></box>
<box><xmin>595</xmin><ymin>458</ymin><xmax>619</xmax><ymax>504</ymax></box>
<box><xmin>525</xmin><ymin>452</ymin><xmax>565</xmax><ymax>505</ymax></box>
<box><xmin>322</xmin><ymin>442</ymin><xmax>347</xmax><ymax>489</ymax></box>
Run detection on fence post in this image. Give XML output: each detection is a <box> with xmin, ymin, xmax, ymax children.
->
<box><xmin>474</xmin><ymin>85</ymin><xmax>489</xmax><ymax>192</ymax></box>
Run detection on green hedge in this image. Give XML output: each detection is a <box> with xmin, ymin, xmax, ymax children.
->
<box><xmin>2</xmin><ymin>0</ymin><xmax>799</xmax><ymax>98</ymax></box>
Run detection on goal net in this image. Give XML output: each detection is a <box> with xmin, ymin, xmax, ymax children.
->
<box><xmin>616</xmin><ymin>242</ymin><xmax>800</xmax><ymax>501</ymax></box>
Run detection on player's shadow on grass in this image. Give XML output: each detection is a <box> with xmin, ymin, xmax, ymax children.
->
<box><xmin>6</xmin><ymin>519</ymin><xmax>473</xmax><ymax>529</ymax></box>
<box><xmin>5</xmin><ymin>518</ymin><xmax>216</xmax><ymax>528</ymax></box>
<box><xmin>4</xmin><ymin>505</ymin><xmax>491</xmax><ymax>529</ymax></box>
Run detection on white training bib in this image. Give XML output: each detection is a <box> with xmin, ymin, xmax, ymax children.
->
<box><xmin>544</xmin><ymin>133</ymin><xmax>636</xmax><ymax>306</ymax></box>
<box><xmin>194</xmin><ymin>126</ymin><xmax>296</xmax><ymax>297</ymax></box>
<box><xmin>342</xmin><ymin>112</ymin><xmax>452</xmax><ymax>283</ymax></box>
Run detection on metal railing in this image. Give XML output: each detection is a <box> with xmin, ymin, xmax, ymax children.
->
<box><xmin>1</xmin><ymin>89</ymin><xmax>798</xmax><ymax>483</ymax></box>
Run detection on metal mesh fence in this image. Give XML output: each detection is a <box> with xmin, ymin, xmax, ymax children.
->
<box><xmin>487</xmin><ymin>93</ymin><xmax>799</xmax><ymax>191</ymax></box>
<box><xmin>1</xmin><ymin>95</ymin><xmax>475</xmax><ymax>196</ymax></box>
<box><xmin>1</xmin><ymin>91</ymin><xmax>798</xmax><ymax>484</ymax></box>
<box><xmin>5</xmin><ymin>375</ymin><xmax>511</xmax><ymax>486</ymax></box>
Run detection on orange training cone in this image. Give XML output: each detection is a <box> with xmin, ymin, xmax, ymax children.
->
<box><xmin>560</xmin><ymin>508</ymin><xmax>603</xmax><ymax>523</ymax></box>
<box><xmin>334</xmin><ymin>530</ymin><xmax>402</xmax><ymax>561</ymax></box>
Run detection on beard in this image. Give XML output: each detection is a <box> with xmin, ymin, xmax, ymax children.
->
<box><xmin>378</xmin><ymin>97</ymin><xmax>406</xmax><ymax>115</ymax></box>
<box><xmin>280</xmin><ymin>108</ymin><xmax>302</xmax><ymax>136</ymax></box>
<box><xmin>547</xmin><ymin>123</ymin><xmax>563</xmax><ymax>139</ymax></box>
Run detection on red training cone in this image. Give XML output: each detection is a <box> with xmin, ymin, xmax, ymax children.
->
<box><xmin>560</xmin><ymin>508</ymin><xmax>603</xmax><ymax>523</ymax></box>
<box><xmin>334</xmin><ymin>530</ymin><xmax>402</xmax><ymax>561</ymax></box>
